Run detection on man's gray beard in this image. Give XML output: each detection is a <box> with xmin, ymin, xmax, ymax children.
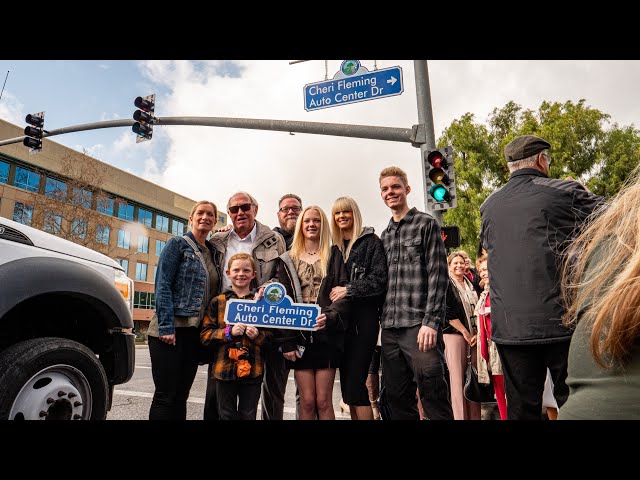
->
<box><xmin>281</xmin><ymin>219</ymin><xmax>297</xmax><ymax>234</ymax></box>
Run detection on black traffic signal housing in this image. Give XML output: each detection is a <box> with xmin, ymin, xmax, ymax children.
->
<box><xmin>441</xmin><ymin>225</ymin><xmax>461</xmax><ymax>249</ymax></box>
<box><xmin>425</xmin><ymin>146</ymin><xmax>457</xmax><ymax>210</ymax></box>
<box><xmin>132</xmin><ymin>94</ymin><xmax>155</xmax><ymax>142</ymax></box>
<box><xmin>24</xmin><ymin>112</ymin><xmax>45</xmax><ymax>153</ymax></box>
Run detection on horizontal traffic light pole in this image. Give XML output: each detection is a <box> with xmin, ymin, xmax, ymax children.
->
<box><xmin>0</xmin><ymin>116</ymin><xmax>424</xmax><ymax>147</ymax></box>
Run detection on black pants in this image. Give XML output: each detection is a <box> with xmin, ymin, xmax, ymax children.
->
<box><xmin>496</xmin><ymin>341</ymin><xmax>570</xmax><ymax>420</ymax></box>
<box><xmin>148</xmin><ymin>327</ymin><xmax>200</xmax><ymax>420</ymax></box>
<box><xmin>340</xmin><ymin>320</ymin><xmax>378</xmax><ymax>406</ymax></box>
<box><xmin>381</xmin><ymin>325</ymin><xmax>453</xmax><ymax>420</ymax></box>
<box><xmin>260</xmin><ymin>347</ymin><xmax>290</xmax><ymax>420</ymax></box>
<box><xmin>203</xmin><ymin>367</ymin><xmax>219</xmax><ymax>421</ymax></box>
<box><xmin>216</xmin><ymin>379</ymin><xmax>262</xmax><ymax>420</ymax></box>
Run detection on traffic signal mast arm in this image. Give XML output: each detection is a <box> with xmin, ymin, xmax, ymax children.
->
<box><xmin>0</xmin><ymin>117</ymin><xmax>419</xmax><ymax>147</ymax></box>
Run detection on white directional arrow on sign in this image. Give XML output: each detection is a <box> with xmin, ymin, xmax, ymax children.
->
<box><xmin>387</xmin><ymin>76</ymin><xmax>397</xmax><ymax>86</ymax></box>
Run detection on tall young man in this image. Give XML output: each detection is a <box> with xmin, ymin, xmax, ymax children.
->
<box><xmin>378</xmin><ymin>167</ymin><xmax>453</xmax><ymax>420</ymax></box>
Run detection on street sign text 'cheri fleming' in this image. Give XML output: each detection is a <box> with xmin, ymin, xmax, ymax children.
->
<box><xmin>304</xmin><ymin>61</ymin><xmax>404</xmax><ymax>112</ymax></box>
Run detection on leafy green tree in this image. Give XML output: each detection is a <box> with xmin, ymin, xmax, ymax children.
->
<box><xmin>438</xmin><ymin>100</ymin><xmax>640</xmax><ymax>259</ymax></box>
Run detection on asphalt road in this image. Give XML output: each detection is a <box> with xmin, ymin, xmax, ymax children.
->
<box><xmin>107</xmin><ymin>344</ymin><xmax>351</xmax><ymax>420</ymax></box>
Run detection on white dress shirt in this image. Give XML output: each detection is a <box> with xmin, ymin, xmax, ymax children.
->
<box><xmin>221</xmin><ymin>223</ymin><xmax>257</xmax><ymax>291</ymax></box>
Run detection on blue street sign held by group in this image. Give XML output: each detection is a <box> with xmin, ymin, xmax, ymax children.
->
<box><xmin>304</xmin><ymin>60</ymin><xmax>404</xmax><ymax>112</ymax></box>
<box><xmin>225</xmin><ymin>282</ymin><xmax>320</xmax><ymax>331</ymax></box>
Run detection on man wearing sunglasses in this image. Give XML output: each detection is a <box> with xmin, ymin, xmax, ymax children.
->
<box><xmin>479</xmin><ymin>134</ymin><xmax>605</xmax><ymax>420</ymax></box>
<box><xmin>204</xmin><ymin>191</ymin><xmax>286</xmax><ymax>420</ymax></box>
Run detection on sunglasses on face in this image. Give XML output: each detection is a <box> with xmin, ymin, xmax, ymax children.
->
<box><xmin>228</xmin><ymin>203</ymin><xmax>253</xmax><ymax>214</ymax></box>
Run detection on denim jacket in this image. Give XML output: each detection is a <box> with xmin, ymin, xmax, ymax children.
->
<box><xmin>154</xmin><ymin>231</ymin><xmax>221</xmax><ymax>336</ymax></box>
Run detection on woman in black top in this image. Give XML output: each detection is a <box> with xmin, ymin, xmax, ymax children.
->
<box><xmin>329</xmin><ymin>196</ymin><xmax>388</xmax><ymax>420</ymax></box>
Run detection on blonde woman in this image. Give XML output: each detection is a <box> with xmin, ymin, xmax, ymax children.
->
<box><xmin>329</xmin><ymin>196</ymin><xmax>387</xmax><ymax>420</ymax></box>
<box><xmin>560</xmin><ymin>169</ymin><xmax>640</xmax><ymax>420</ymax></box>
<box><xmin>274</xmin><ymin>206</ymin><xmax>350</xmax><ymax>420</ymax></box>
<box><xmin>444</xmin><ymin>251</ymin><xmax>480</xmax><ymax>420</ymax></box>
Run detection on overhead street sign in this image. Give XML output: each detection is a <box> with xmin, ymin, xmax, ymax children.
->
<box><xmin>304</xmin><ymin>66</ymin><xmax>404</xmax><ymax>112</ymax></box>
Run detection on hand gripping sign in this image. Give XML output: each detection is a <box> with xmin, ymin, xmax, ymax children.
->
<box><xmin>224</xmin><ymin>282</ymin><xmax>320</xmax><ymax>331</ymax></box>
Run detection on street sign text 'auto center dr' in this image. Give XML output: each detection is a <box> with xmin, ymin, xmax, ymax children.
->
<box><xmin>304</xmin><ymin>60</ymin><xmax>404</xmax><ymax>111</ymax></box>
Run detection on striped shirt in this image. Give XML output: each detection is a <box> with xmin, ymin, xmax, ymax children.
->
<box><xmin>380</xmin><ymin>207</ymin><xmax>448</xmax><ymax>330</ymax></box>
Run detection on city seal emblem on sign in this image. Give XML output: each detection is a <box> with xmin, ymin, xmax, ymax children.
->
<box><xmin>341</xmin><ymin>60</ymin><xmax>360</xmax><ymax>76</ymax></box>
<box><xmin>264</xmin><ymin>283</ymin><xmax>286</xmax><ymax>305</ymax></box>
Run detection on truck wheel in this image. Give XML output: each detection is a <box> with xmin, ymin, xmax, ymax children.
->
<box><xmin>0</xmin><ymin>337</ymin><xmax>109</xmax><ymax>420</ymax></box>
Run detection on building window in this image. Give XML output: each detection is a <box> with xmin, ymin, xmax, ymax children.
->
<box><xmin>153</xmin><ymin>265</ymin><xmax>157</xmax><ymax>282</ymax></box>
<box><xmin>137</xmin><ymin>235</ymin><xmax>149</xmax><ymax>253</ymax></box>
<box><xmin>171</xmin><ymin>220</ymin><xmax>185</xmax><ymax>236</ymax></box>
<box><xmin>43</xmin><ymin>211</ymin><xmax>62</xmax><ymax>234</ymax></box>
<box><xmin>1</xmin><ymin>160</ymin><xmax>10</xmax><ymax>184</ymax></box>
<box><xmin>116</xmin><ymin>258</ymin><xmax>129</xmax><ymax>274</ymax></box>
<box><xmin>117</xmin><ymin>202</ymin><xmax>134</xmax><ymax>222</ymax></box>
<box><xmin>45</xmin><ymin>177</ymin><xmax>68</xmax><ymax>201</ymax></box>
<box><xmin>135</xmin><ymin>263</ymin><xmax>148</xmax><ymax>281</ymax></box>
<box><xmin>218</xmin><ymin>214</ymin><xmax>226</xmax><ymax>225</ymax></box>
<box><xmin>96</xmin><ymin>225</ymin><xmax>110</xmax><ymax>245</ymax></box>
<box><xmin>155</xmin><ymin>213</ymin><xmax>169</xmax><ymax>232</ymax></box>
<box><xmin>133</xmin><ymin>291</ymin><xmax>156</xmax><ymax>309</ymax></box>
<box><xmin>14</xmin><ymin>167</ymin><xmax>41</xmax><ymax>192</ymax></box>
<box><xmin>117</xmin><ymin>229</ymin><xmax>131</xmax><ymax>249</ymax></box>
<box><xmin>13</xmin><ymin>202</ymin><xmax>34</xmax><ymax>225</ymax></box>
<box><xmin>96</xmin><ymin>196</ymin><xmax>115</xmax><ymax>216</ymax></box>
<box><xmin>155</xmin><ymin>239</ymin><xmax>166</xmax><ymax>256</ymax></box>
<box><xmin>71</xmin><ymin>219</ymin><xmax>87</xmax><ymax>239</ymax></box>
<box><xmin>72</xmin><ymin>187</ymin><xmax>92</xmax><ymax>209</ymax></box>
<box><xmin>137</xmin><ymin>207</ymin><xmax>153</xmax><ymax>228</ymax></box>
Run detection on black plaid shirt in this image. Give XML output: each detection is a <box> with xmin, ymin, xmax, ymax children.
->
<box><xmin>380</xmin><ymin>208</ymin><xmax>449</xmax><ymax>330</ymax></box>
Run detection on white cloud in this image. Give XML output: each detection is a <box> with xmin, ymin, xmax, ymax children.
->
<box><xmin>0</xmin><ymin>91</ymin><xmax>25</xmax><ymax>127</ymax></box>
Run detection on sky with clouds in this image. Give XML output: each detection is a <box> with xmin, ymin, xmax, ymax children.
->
<box><xmin>1</xmin><ymin>60</ymin><xmax>639</xmax><ymax>235</ymax></box>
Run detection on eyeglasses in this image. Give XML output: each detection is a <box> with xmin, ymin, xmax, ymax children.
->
<box><xmin>228</xmin><ymin>203</ymin><xmax>254</xmax><ymax>214</ymax></box>
<box><xmin>279</xmin><ymin>206</ymin><xmax>302</xmax><ymax>214</ymax></box>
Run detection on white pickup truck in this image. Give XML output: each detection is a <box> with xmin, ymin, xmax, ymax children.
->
<box><xmin>0</xmin><ymin>217</ymin><xmax>135</xmax><ymax>420</ymax></box>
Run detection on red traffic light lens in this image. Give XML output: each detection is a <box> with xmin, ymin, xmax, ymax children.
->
<box><xmin>25</xmin><ymin>113</ymin><xmax>44</xmax><ymax>127</ymax></box>
<box><xmin>134</xmin><ymin>96</ymin><xmax>154</xmax><ymax>111</ymax></box>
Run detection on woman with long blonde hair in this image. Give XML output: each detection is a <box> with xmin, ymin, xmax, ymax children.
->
<box><xmin>329</xmin><ymin>196</ymin><xmax>387</xmax><ymax>420</ymax></box>
<box><xmin>274</xmin><ymin>206</ymin><xmax>350</xmax><ymax>420</ymax></box>
<box><xmin>560</xmin><ymin>170</ymin><xmax>640</xmax><ymax>419</ymax></box>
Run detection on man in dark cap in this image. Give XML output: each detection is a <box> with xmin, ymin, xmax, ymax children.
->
<box><xmin>479</xmin><ymin>134</ymin><xmax>604</xmax><ymax>420</ymax></box>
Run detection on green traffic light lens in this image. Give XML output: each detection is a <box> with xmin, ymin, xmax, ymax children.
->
<box><xmin>430</xmin><ymin>184</ymin><xmax>450</xmax><ymax>202</ymax></box>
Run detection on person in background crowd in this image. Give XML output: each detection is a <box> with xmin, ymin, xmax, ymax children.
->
<box><xmin>479</xmin><ymin>134</ymin><xmax>604</xmax><ymax>419</ymax></box>
<box><xmin>559</xmin><ymin>165</ymin><xmax>640</xmax><ymax>420</ymax></box>
<box><xmin>459</xmin><ymin>250</ymin><xmax>482</xmax><ymax>295</ymax></box>
<box><xmin>378</xmin><ymin>166</ymin><xmax>453</xmax><ymax>420</ymax></box>
<box><xmin>275</xmin><ymin>206</ymin><xmax>350</xmax><ymax>420</ymax></box>
<box><xmin>444</xmin><ymin>251</ymin><xmax>481</xmax><ymax>420</ymax></box>
<box><xmin>474</xmin><ymin>254</ymin><xmax>507</xmax><ymax>420</ymax></box>
<box><xmin>205</xmin><ymin>192</ymin><xmax>286</xmax><ymax>421</ymax></box>
<box><xmin>148</xmin><ymin>200</ymin><xmax>221</xmax><ymax>420</ymax></box>
<box><xmin>329</xmin><ymin>196</ymin><xmax>387</xmax><ymax>420</ymax></box>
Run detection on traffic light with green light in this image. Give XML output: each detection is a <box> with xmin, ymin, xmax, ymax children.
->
<box><xmin>23</xmin><ymin>112</ymin><xmax>45</xmax><ymax>153</ymax></box>
<box><xmin>132</xmin><ymin>94</ymin><xmax>155</xmax><ymax>142</ymax></box>
<box><xmin>425</xmin><ymin>146</ymin><xmax>457</xmax><ymax>210</ymax></box>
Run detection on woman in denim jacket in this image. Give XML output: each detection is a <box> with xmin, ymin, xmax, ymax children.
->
<box><xmin>148</xmin><ymin>200</ymin><xmax>222</xmax><ymax>420</ymax></box>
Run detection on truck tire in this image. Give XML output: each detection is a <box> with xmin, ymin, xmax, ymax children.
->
<box><xmin>0</xmin><ymin>337</ymin><xmax>109</xmax><ymax>420</ymax></box>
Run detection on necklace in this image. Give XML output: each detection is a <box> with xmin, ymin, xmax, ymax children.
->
<box><xmin>305</xmin><ymin>250</ymin><xmax>318</xmax><ymax>255</ymax></box>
